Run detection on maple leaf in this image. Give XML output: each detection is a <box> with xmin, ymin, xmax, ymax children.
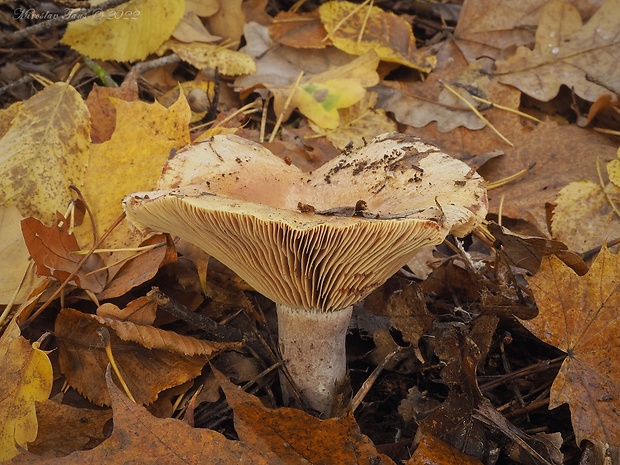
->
<box><xmin>523</xmin><ymin>246</ymin><xmax>620</xmax><ymax>446</ymax></box>
<box><xmin>4</xmin><ymin>368</ymin><xmax>280</xmax><ymax>464</ymax></box>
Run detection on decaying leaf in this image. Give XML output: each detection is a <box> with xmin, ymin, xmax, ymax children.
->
<box><xmin>523</xmin><ymin>246</ymin><xmax>620</xmax><ymax>446</ymax></box>
<box><xmin>551</xmin><ymin>180</ymin><xmax>620</xmax><ymax>254</ymax></box>
<box><xmin>21</xmin><ymin>215</ymin><xmax>107</xmax><ymax>294</ymax></box>
<box><xmin>55</xmin><ymin>308</ymin><xmax>236</xmax><ymax>405</ymax></box>
<box><xmin>160</xmin><ymin>40</ymin><xmax>256</xmax><ymax>76</ymax></box>
<box><xmin>494</xmin><ymin>0</ymin><xmax>620</xmax><ymax>102</ymax></box>
<box><xmin>0</xmin><ymin>321</ymin><xmax>53</xmax><ymax>461</ymax></box>
<box><xmin>318</xmin><ymin>0</ymin><xmax>436</xmax><ymax>72</ymax></box>
<box><xmin>216</xmin><ymin>369</ymin><xmax>395</xmax><ymax>464</ymax></box>
<box><xmin>0</xmin><ymin>82</ymin><xmax>90</xmax><ymax>224</ymax></box>
<box><xmin>408</xmin><ymin>433</ymin><xmax>483</xmax><ymax>465</ymax></box>
<box><xmin>268</xmin><ymin>50</ymin><xmax>380</xmax><ymax>129</ymax></box>
<box><xmin>269</xmin><ymin>10</ymin><xmax>329</xmax><ymax>49</ymax></box>
<box><xmin>62</xmin><ymin>0</ymin><xmax>185</xmax><ymax>62</ymax></box>
<box><xmin>4</xmin><ymin>368</ymin><xmax>280</xmax><ymax>464</ymax></box>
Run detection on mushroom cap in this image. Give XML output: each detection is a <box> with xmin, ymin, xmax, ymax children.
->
<box><xmin>124</xmin><ymin>133</ymin><xmax>487</xmax><ymax>312</ymax></box>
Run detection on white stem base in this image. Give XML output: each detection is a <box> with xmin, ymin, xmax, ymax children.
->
<box><xmin>276</xmin><ymin>304</ymin><xmax>353</xmax><ymax>417</ymax></box>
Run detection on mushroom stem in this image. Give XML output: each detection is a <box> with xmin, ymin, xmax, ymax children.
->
<box><xmin>276</xmin><ymin>304</ymin><xmax>353</xmax><ymax>417</ymax></box>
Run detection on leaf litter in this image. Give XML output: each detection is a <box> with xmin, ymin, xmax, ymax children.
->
<box><xmin>0</xmin><ymin>0</ymin><xmax>620</xmax><ymax>464</ymax></box>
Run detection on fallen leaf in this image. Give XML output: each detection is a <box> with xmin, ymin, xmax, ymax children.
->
<box><xmin>78</xmin><ymin>93</ymin><xmax>191</xmax><ymax>249</ymax></box>
<box><xmin>551</xmin><ymin>180</ymin><xmax>620</xmax><ymax>253</ymax></box>
<box><xmin>4</xmin><ymin>367</ymin><xmax>280</xmax><ymax>464</ymax></box>
<box><xmin>454</xmin><ymin>0</ymin><xmax>543</xmax><ymax>63</ymax></box>
<box><xmin>0</xmin><ymin>206</ymin><xmax>42</xmax><ymax>305</ymax></box>
<box><xmin>318</xmin><ymin>0</ymin><xmax>436</xmax><ymax>72</ymax></box>
<box><xmin>61</xmin><ymin>0</ymin><xmax>185</xmax><ymax>62</ymax></box>
<box><xmin>97</xmin><ymin>297</ymin><xmax>158</xmax><ymax>325</ymax></box>
<box><xmin>160</xmin><ymin>39</ymin><xmax>256</xmax><ymax>76</ymax></box>
<box><xmin>205</xmin><ymin>0</ymin><xmax>245</xmax><ymax>44</ymax></box>
<box><xmin>408</xmin><ymin>433</ymin><xmax>483</xmax><ymax>465</ymax></box>
<box><xmin>55</xmin><ymin>308</ymin><xmax>236</xmax><ymax>405</ymax></box>
<box><xmin>216</xmin><ymin>368</ymin><xmax>395</xmax><ymax>464</ymax></box>
<box><xmin>523</xmin><ymin>246</ymin><xmax>620</xmax><ymax>446</ymax></box>
<box><xmin>86</xmin><ymin>80</ymin><xmax>139</xmax><ymax>144</ymax></box>
<box><xmin>0</xmin><ymin>321</ymin><xmax>53</xmax><ymax>461</ymax></box>
<box><xmin>489</xmin><ymin>222</ymin><xmax>588</xmax><ymax>274</ymax></box>
<box><xmin>269</xmin><ymin>51</ymin><xmax>380</xmax><ymax>129</ymax></box>
<box><xmin>308</xmin><ymin>91</ymin><xmax>397</xmax><ymax>149</ymax></box>
<box><xmin>479</xmin><ymin>122</ymin><xmax>617</xmax><ymax>233</ymax></box>
<box><xmin>376</xmin><ymin>39</ymin><xmax>520</xmax><ymax>133</ymax></box>
<box><xmin>96</xmin><ymin>234</ymin><xmax>176</xmax><ymax>300</ymax></box>
<box><xmin>0</xmin><ymin>82</ymin><xmax>90</xmax><ymax>224</ymax></box>
<box><xmin>29</xmin><ymin>400</ymin><xmax>111</xmax><ymax>457</ymax></box>
<box><xmin>269</xmin><ymin>10</ymin><xmax>329</xmax><ymax>49</ymax></box>
<box><xmin>494</xmin><ymin>0</ymin><xmax>620</xmax><ymax>102</ymax></box>
<box><xmin>171</xmin><ymin>12</ymin><xmax>221</xmax><ymax>43</ymax></box>
<box><xmin>21</xmin><ymin>215</ymin><xmax>107</xmax><ymax>294</ymax></box>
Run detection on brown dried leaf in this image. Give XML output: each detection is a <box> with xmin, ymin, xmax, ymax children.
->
<box><xmin>55</xmin><ymin>308</ymin><xmax>235</xmax><ymax>405</ymax></box>
<box><xmin>97</xmin><ymin>234</ymin><xmax>176</xmax><ymax>300</ymax></box>
<box><xmin>494</xmin><ymin>0</ymin><xmax>620</xmax><ymax>102</ymax></box>
<box><xmin>408</xmin><ymin>433</ymin><xmax>483</xmax><ymax>465</ymax></box>
<box><xmin>5</xmin><ymin>368</ymin><xmax>281</xmax><ymax>464</ymax></box>
<box><xmin>269</xmin><ymin>10</ymin><xmax>329</xmax><ymax>49</ymax></box>
<box><xmin>216</xmin><ymin>369</ymin><xmax>395</xmax><ymax>465</ymax></box>
<box><xmin>523</xmin><ymin>246</ymin><xmax>620</xmax><ymax>446</ymax></box>
<box><xmin>21</xmin><ymin>216</ymin><xmax>107</xmax><ymax>294</ymax></box>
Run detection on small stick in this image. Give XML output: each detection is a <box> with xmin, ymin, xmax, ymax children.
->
<box><xmin>351</xmin><ymin>345</ymin><xmax>405</xmax><ymax>412</ymax></box>
<box><xmin>98</xmin><ymin>326</ymin><xmax>136</xmax><ymax>403</ymax></box>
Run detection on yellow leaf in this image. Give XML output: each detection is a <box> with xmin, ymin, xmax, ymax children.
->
<box><xmin>551</xmin><ymin>180</ymin><xmax>620</xmax><ymax>253</ymax></box>
<box><xmin>0</xmin><ymin>206</ymin><xmax>43</xmax><ymax>305</ymax></box>
<box><xmin>78</xmin><ymin>94</ymin><xmax>191</xmax><ymax>248</ymax></box>
<box><xmin>0</xmin><ymin>321</ymin><xmax>53</xmax><ymax>460</ymax></box>
<box><xmin>62</xmin><ymin>0</ymin><xmax>184</xmax><ymax>62</ymax></box>
<box><xmin>0</xmin><ymin>82</ymin><xmax>90</xmax><ymax>224</ymax></box>
<box><xmin>161</xmin><ymin>39</ymin><xmax>256</xmax><ymax>76</ymax></box>
<box><xmin>309</xmin><ymin>91</ymin><xmax>397</xmax><ymax>149</ymax></box>
<box><xmin>319</xmin><ymin>0</ymin><xmax>436</xmax><ymax>72</ymax></box>
<box><xmin>607</xmin><ymin>148</ymin><xmax>620</xmax><ymax>187</ymax></box>
<box><xmin>269</xmin><ymin>51</ymin><xmax>380</xmax><ymax>129</ymax></box>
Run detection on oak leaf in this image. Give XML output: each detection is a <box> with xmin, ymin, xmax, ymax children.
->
<box><xmin>523</xmin><ymin>246</ymin><xmax>620</xmax><ymax>446</ymax></box>
<box><xmin>494</xmin><ymin>0</ymin><xmax>620</xmax><ymax>102</ymax></box>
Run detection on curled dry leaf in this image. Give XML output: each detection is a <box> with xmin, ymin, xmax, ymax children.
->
<box><xmin>4</xmin><ymin>368</ymin><xmax>281</xmax><ymax>464</ymax></box>
<box><xmin>21</xmin><ymin>215</ymin><xmax>107</xmax><ymax>294</ymax></box>
<box><xmin>523</xmin><ymin>245</ymin><xmax>620</xmax><ymax>446</ymax></box>
<box><xmin>55</xmin><ymin>308</ymin><xmax>240</xmax><ymax>405</ymax></box>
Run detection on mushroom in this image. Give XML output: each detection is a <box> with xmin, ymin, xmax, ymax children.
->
<box><xmin>123</xmin><ymin>133</ymin><xmax>487</xmax><ymax>416</ymax></box>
